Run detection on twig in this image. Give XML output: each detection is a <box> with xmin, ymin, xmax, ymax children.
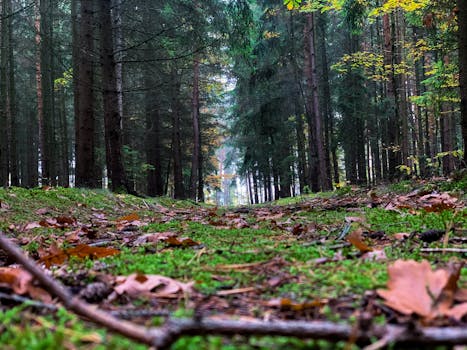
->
<box><xmin>420</xmin><ymin>248</ymin><xmax>467</xmax><ymax>254</ymax></box>
<box><xmin>0</xmin><ymin>291</ymin><xmax>57</xmax><ymax>311</ymax></box>
<box><xmin>1</xmin><ymin>231</ymin><xmax>467</xmax><ymax>349</ymax></box>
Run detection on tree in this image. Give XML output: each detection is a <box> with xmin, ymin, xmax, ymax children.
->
<box><xmin>74</xmin><ymin>0</ymin><xmax>98</xmax><ymax>188</ymax></box>
<box><xmin>459</xmin><ymin>0</ymin><xmax>467</xmax><ymax>166</ymax></box>
<box><xmin>99</xmin><ymin>0</ymin><xmax>129</xmax><ymax>192</ymax></box>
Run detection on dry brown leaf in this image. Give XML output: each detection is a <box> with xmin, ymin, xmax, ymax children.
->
<box><xmin>24</xmin><ymin>222</ymin><xmax>42</xmax><ymax>230</ymax></box>
<box><xmin>164</xmin><ymin>236</ymin><xmax>200</xmax><ymax>247</ymax></box>
<box><xmin>39</xmin><ymin>244</ymin><xmax>120</xmax><ymax>267</ymax></box>
<box><xmin>377</xmin><ymin>260</ymin><xmax>467</xmax><ymax>321</ymax></box>
<box><xmin>347</xmin><ymin>228</ymin><xmax>373</xmax><ymax>253</ymax></box>
<box><xmin>117</xmin><ymin>212</ymin><xmax>140</xmax><ymax>222</ymax></box>
<box><xmin>265</xmin><ymin>297</ymin><xmax>325</xmax><ymax>311</ymax></box>
<box><xmin>113</xmin><ymin>273</ymin><xmax>193</xmax><ymax>298</ymax></box>
<box><xmin>132</xmin><ymin>232</ymin><xmax>177</xmax><ymax>246</ymax></box>
<box><xmin>0</xmin><ymin>267</ymin><xmax>51</xmax><ymax>302</ymax></box>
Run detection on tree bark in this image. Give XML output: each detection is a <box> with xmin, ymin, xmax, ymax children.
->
<box><xmin>99</xmin><ymin>0</ymin><xmax>128</xmax><ymax>192</ymax></box>
<box><xmin>190</xmin><ymin>57</ymin><xmax>202</xmax><ymax>201</ymax></box>
<box><xmin>171</xmin><ymin>69</ymin><xmax>185</xmax><ymax>200</ymax></box>
<box><xmin>383</xmin><ymin>13</ymin><xmax>399</xmax><ymax>179</ymax></box>
<box><xmin>0</xmin><ymin>0</ymin><xmax>9</xmax><ymax>186</ymax></box>
<box><xmin>304</xmin><ymin>13</ymin><xmax>330</xmax><ymax>191</ymax></box>
<box><xmin>75</xmin><ymin>0</ymin><xmax>98</xmax><ymax>188</ymax></box>
<box><xmin>459</xmin><ymin>0</ymin><xmax>467</xmax><ymax>166</ymax></box>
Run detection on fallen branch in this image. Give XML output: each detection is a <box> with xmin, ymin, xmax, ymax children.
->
<box><xmin>1</xmin><ymin>231</ymin><xmax>466</xmax><ymax>349</ymax></box>
<box><xmin>420</xmin><ymin>248</ymin><xmax>467</xmax><ymax>254</ymax></box>
<box><xmin>0</xmin><ymin>291</ymin><xmax>57</xmax><ymax>311</ymax></box>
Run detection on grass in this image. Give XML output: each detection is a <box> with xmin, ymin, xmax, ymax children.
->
<box><xmin>0</xmin><ymin>184</ymin><xmax>465</xmax><ymax>349</ymax></box>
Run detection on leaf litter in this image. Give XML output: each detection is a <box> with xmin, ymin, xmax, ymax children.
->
<box><xmin>0</xmin><ymin>184</ymin><xmax>465</xmax><ymax>348</ymax></box>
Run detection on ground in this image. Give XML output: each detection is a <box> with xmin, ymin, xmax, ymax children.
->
<box><xmin>0</xmin><ymin>178</ymin><xmax>466</xmax><ymax>349</ymax></box>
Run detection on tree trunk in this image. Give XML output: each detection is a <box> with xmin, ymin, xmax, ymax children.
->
<box><xmin>317</xmin><ymin>13</ymin><xmax>334</xmax><ymax>187</ymax></box>
<box><xmin>36</xmin><ymin>0</ymin><xmax>57</xmax><ymax>186</ymax></box>
<box><xmin>0</xmin><ymin>0</ymin><xmax>8</xmax><ymax>186</ymax></box>
<box><xmin>383</xmin><ymin>13</ymin><xmax>399</xmax><ymax>179</ymax></box>
<box><xmin>459</xmin><ymin>0</ymin><xmax>467</xmax><ymax>166</ymax></box>
<box><xmin>171</xmin><ymin>70</ymin><xmax>185</xmax><ymax>200</ymax></box>
<box><xmin>304</xmin><ymin>13</ymin><xmax>331</xmax><ymax>191</ymax></box>
<box><xmin>190</xmin><ymin>57</ymin><xmax>202</xmax><ymax>201</ymax></box>
<box><xmin>75</xmin><ymin>0</ymin><xmax>98</xmax><ymax>188</ymax></box>
<box><xmin>5</xmin><ymin>0</ymin><xmax>18</xmax><ymax>186</ymax></box>
<box><xmin>99</xmin><ymin>0</ymin><xmax>128</xmax><ymax>192</ymax></box>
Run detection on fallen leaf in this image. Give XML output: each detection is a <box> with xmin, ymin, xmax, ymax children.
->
<box><xmin>164</xmin><ymin>236</ymin><xmax>200</xmax><ymax>247</ymax></box>
<box><xmin>347</xmin><ymin>229</ymin><xmax>372</xmax><ymax>253</ymax></box>
<box><xmin>39</xmin><ymin>244</ymin><xmax>120</xmax><ymax>267</ymax></box>
<box><xmin>377</xmin><ymin>260</ymin><xmax>467</xmax><ymax>321</ymax></box>
<box><xmin>113</xmin><ymin>273</ymin><xmax>193</xmax><ymax>298</ymax></box>
<box><xmin>0</xmin><ymin>267</ymin><xmax>51</xmax><ymax>302</ymax></box>
<box><xmin>265</xmin><ymin>298</ymin><xmax>325</xmax><ymax>311</ymax></box>
<box><xmin>117</xmin><ymin>212</ymin><xmax>140</xmax><ymax>222</ymax></box>
<box><xmin>24</xmin><ymin>222</ymin><xmax>42</xmax><ymax>230</ymax></box>
<box><xmin>133</xmin><ymin>232</ymin><xmax>177</xmax><ymax>246</ymax></box>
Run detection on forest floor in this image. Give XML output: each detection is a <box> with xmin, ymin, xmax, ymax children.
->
<box><xmin>0</xmin><ymin>178</ymin><xmax>466</xmax><ymax>350</ymax></box>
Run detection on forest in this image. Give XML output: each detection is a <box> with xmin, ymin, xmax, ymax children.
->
<box><xmin>0</xmin><ymin>0</ymin><xmax>465</xmax><ymax>204</ymax></box>
<box><xmin>0</xmin><ymin>1</ymin><xmax>466</xmax><ymax>349</ymax></box>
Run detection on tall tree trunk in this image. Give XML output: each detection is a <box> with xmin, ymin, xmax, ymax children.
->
<box><xmin>395</xmin><ymin>10</ymin><xmax>409</xmax><ymax>169</ymax></box>
<box><xmin>99</xmin><ymin>0</ymin><xmax>128</xmax><ymax>192</ymax></box>
<box><xmin>36</xmin><ymin>0</ymin><xmax>56</xmax><ymax>186</ymax></box>
<box><xmin>190</xmin><ymin>57</ymin><xmax>202</xmax><ymax>201</ymax></box>
<box><xmin>459</xmin><ymin>0</ymin><xmax>467</xmax><ymax>166</ymax></box>
<box><xmin>317</xmin><ymin>13</ymin><xmax>334</xmax><ymax>187</ymax></box>
<box><xmin>304</xmin><ymin>13</ymin><xmax>330</xmax><ymax>191</ymax></box>
<box><xmin>56</xmin><ymin>88</ymin><xmax>69</xmax><ymax>187</ymax></box>
<box><xmin>383</xmin><ymin>13</ymin><xmax>399</xmax><ymax>179</ymax></box>
<box><xmin>289</xmin><ymin>12</ymin><xmax>307</xmax><ymax>192</ymax></box>
<box><xmin>142</xmin><ymin>11</ymin><xmax>164</xmax><ymax>197</ymax></box>
<box><xmin>0</xmin><ymin>0</ymin><xmax>8</xmax><ymax>186</ymax></box>
<box><xmin>6</xmin><ymin>0</ymin><xmax>18</xmax><ymax>186</ymax></box>
<box><xmin>304</xmin><ymin>16</ymin><xmax>318</xmax><ymax>192</ymax></box>
<box><xmin>171</xmin><ymin>70</ymin><xmax>185</xmax><ymax>199</ymax></box>
<box><xmin>75</xmin><ymin>0</ymin><xmax>98</xmax><ymax>188</ymax></box>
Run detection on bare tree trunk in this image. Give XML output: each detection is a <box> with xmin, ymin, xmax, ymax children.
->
<box><xmin>459</xmin><ymin>0</ymin><xmax>467</xmax><ymax>166</ymax></box>
<box><xmin>190</xmin><ymin>57</ymin><xmax>202</xmax><ymax>201</ymax></box>
<box><xmin>75</xmin><ymin>0</ymin><xmax>98</xmax><ymax>188</ymax></box>
<box><xmin>305</xmin><ymin>13</ymin><xmax>330</xmax><ymax>191</ymax></box>
<box><xmin>99</xmin><ymin>0</ymin><xmax>128</xmax><ymax>192</ymax></box>
<box><xmin>395</xmin><ymin>10</ymin><xmax>409</xmax><ymax>169</ymax></box>
<box><xmin>171</xmin><ymin>70</ymin><xmax>185</xmax><ymax>200</ymax></box>
<box><xmin>383</xmin><ymin>13</ymin><xmax>400</xmax><ymax>179</ymax></box>
<box><xmin>5</xmin><ymin>0</ymin><xmax>18</xmax><ymax>186</ymax></box>
<box><xmin>0</xmin><ymin>0</ymin><xmax>8</xmax><ymax>186</ymax></box>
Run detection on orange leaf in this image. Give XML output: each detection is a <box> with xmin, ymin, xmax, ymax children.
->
<box><xmin>0</xmin><ymin>267</ymin><xmax>51</xmax><ymax>302</ymax></box>
<box><xmin>117</xmin><ymin>213</ymin><xmax>140</xmax><ymax>222</ymax></box>
<box><xmin>39</xmin><ymin>244</ymin><xmax>120</xmax><ymax>267</ymax></box>
<box><xmin>377</xmin><ymin>260</ymin><xmax>467</xmax><ymax>322</ymax></box>
<box><xmin>164</xmin><ymin>236</ymin><xmax>200</xmax><ymax>247</ymax></box>
<box><xmin>347</xmin><ymin>229</ymin><xmax>373</xmax><ymax>253</ymax></box>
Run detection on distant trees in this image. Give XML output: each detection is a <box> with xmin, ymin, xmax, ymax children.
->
<box><xmin>0</xmin><ymin>0</ymin><xmax>464</xmax><ymax>202</ymax></box>
<box><xmin>228</xmin><ymin>0</ymin><xmax>464</xmax><ymax>203</ymax></box>
<box><xmin>0</xmin><ymin>0</ymin><xmax>228</xmax><ymax>200</ymax></box>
